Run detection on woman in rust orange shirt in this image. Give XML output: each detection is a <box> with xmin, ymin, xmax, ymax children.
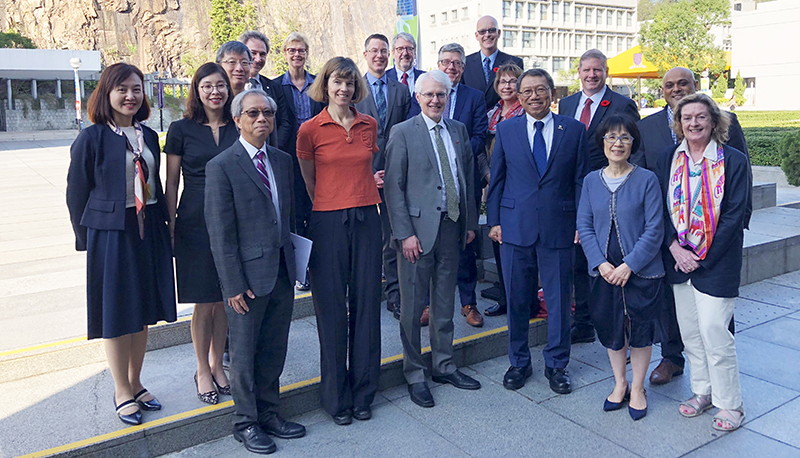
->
<box><xmin>297</xmin><ymin>57</ymin><xmax>382</xmax><ymax>426</ymax></box>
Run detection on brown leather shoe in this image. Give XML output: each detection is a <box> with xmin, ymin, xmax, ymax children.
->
<box><xmin>649</xmin><ymin>358</ymin><xmax>684</xmax><ymax>385</ymax></box>
<box><xmin>420</xmin><ymin>306</ymin><xmax>430</xmax><ymax>327</ymax></box>
<box><xmin>461</xmin><ymin>304</ymin><xmax>484</xmax><ymax>327</ymax></box>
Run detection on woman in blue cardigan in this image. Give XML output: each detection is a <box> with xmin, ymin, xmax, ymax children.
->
<box><xmin>66</xmin><ymin>63</ymin><xmax>177</xmax><ymax>426</ymax></box>
<box><xmin>577</xmin><ymin>115</ymin><xmax>664</xmax><ymax>421</ymax></box>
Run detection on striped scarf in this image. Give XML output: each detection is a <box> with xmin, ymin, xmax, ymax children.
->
<box><xmin>668</xmin><ymin>144</ymin><xmax>725</xmax><ymax>260</ymax></box>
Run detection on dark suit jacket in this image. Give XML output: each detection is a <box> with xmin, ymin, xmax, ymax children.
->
<box><xmin>486</xmin><ymin>113</ymin><xmax>590</xmax><ymax>249</ymax></box>
<box><xmin>67</xmin><ymin>123</ymin><xmax>168</xmax><ymax>251</ymax></box>
<box><xmin>354</xmin><ymin>73</ymin><xmax>412</xmax><ymax>172</ymax></box>
<box><xmin>384</xmin><ymin>115</ymin><xmax>478</xmax><ymax>254</ymax></box>
<box><xmin>633</xmin><ymin>108</ymin><xmax>752</xmax><ymax>227</ymax></box>
<box><xmin>558</xmin><ymin>85</ymin><xmax>640</xmax><ymax>171</ymax></box>
<box><xmin>387</xmin><ymin>67</ymin><xmax>426</xmax><ymax>118</ymax></box>
<box><xmin>277</xmin><ymin>72</ymin><xmax>325</xmax><ymax>158</ymax></box>
<box><xmin>655</xmin><ymin>144</ymin><xmax>749</xmax><ymax>298</ymax></box>
<box><xmin>204</xmin><ymin>140</ymin><xmax>296</xmax><ymax>299</ymax></box>
<box><xmin>452</xmin><ymin>83</ymin><xmax>489</xmax><ymax>189</ymax></box>
<box><xmin>462</xmin><ymin>50</ymin><xmax>524</xmax><ymax>109</ymax></box>
<box><xmin>257</xmin><ymin>74</ymin><xmax>293</xmax><ymax>153</ymax></box>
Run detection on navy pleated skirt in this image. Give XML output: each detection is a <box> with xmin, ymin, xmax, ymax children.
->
<box><xmin>86</xmin><ymin>205</ymin><xmax>177</xmax><ymax>339</ymax></box>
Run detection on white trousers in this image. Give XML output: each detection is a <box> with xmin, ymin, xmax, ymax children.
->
<box><xmin>672</xmin><ymin>280</ymin><xmax>743</xmax><ymax>410</ymax></box>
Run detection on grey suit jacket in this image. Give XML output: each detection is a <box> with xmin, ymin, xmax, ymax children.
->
<box><xmin>384</xmin><ymin>115</ymin><xmax>478</xmax><ymax>254</ymax></box>
<box><xmin>354</xmin><ymin>74</ymin><xmax>412</xmax><ymax>172</ymax></box>
<box><xmin>205</xmin><ymin>140</ymin><xmax>296</xmax><ymax>299</ymax></box>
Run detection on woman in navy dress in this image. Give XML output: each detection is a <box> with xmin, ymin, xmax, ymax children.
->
<box><xmin>67</xmin><ymin>63</ymin><xmax>177</xmax><ymax>426</ymax></box>
<box><xmin>164</xmin><ymin>63</ymin><xmax>238</xmax><ymax>404</ymax></box>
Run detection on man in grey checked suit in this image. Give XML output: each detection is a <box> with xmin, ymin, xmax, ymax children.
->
<box><xmin>384</xmin><ymin>70</ymin><xmax>481</xmax><ymax>409</ymax></box>
<box><xmin>205</xmin><ymin>89</ymin><xmax>304</xmax><ymax>455</ymax></box>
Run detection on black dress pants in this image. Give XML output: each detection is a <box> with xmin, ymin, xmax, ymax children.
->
<box><xmin>308</xmin><ymin>206</ymin><xmax>383</xmax><ymax>416</ymax></box>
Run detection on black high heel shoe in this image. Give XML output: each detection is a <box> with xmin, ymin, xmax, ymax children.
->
<box><xmin>603</xmin><ymin>385</ymin><xmax>631</xmax><ymax>412</ymax></box>
<box><xmin>134</xmin><ymin>388</ymin><xmax>162</xmax><ymax>411</ymax></box>
<box><xmin>212</xmin><ymin>375</ymin><xmax>231</xmax><ymax>396</ymax></box>
<box><xmin>195</xmin><ymin>372</ymin><xmax>219</xmax><ymax>405</ymax></box>
<box><xmin>114</xmin><ymin>397</ymin><xmax>142</xmax><ymax>425</ymax></box>
<box><xmin>629</xmin><ymin>389</ymin><xmax>648</xmax><ymax>421</ymax></box>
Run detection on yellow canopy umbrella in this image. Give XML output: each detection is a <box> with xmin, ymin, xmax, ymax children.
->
<box><xmin>607</xmin><ymin>45</ymin><xmax>660</xmax><ymax>79</ymax></box>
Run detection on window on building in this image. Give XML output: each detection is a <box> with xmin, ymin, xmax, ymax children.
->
<box><xmin>441</xmin><ymin>11</ymin><xmax>447</xmax><ymax>22</ymax></box>
<box><xmin>723</xmin><ymin>39</ymin><xmax>732</xmax><ymax>51</ymax></box>
<box><xmin>617</xmin><ymin>36</ymin><xmax>622</xmax><ymax>52</ymax></box>
<box><xmin>503</xmin><ymin>1</ymin><xmax>511</xmax><ymax>18</ymax></box>
<box><xmin>607</xmin><ymin>37</ymin><xmax>613</xmax><ymax>52</ymax></box>
<box><xmin>586</xmin><ymin>8</ymin><xmax>592</xmax><ymax>24</ymax></box>
<box><xmin>575</xmin><ymin>34</ymin><xmax>582</xmax><ymax>51</ymax></box>
<box><xmin>430</xmin><ymin>14</ymin><xmax>436</xmax><ymax>24</ymax></box>
<box><xmin>575</xmin><ymin>6</ymin><xmax>581</xmax><ymax>22</ymax></box>
<box><xmin>617</xmin><ymin>11</ymin><xmax>623</xmax><ymax>26</ymax></box>
<box><xmin>607</xmin><ymin>10</ymin><xmax>613</xmax><ymax>26</ymax></box>
<box><xmin>627</xmin><ymin>37</ymin><xmax>632</xmax><ymax>49</ymax></box>
<box><xmin>463</xmin><ymin>7</ymin><xmax>468</xmax><ymax>17</ymax></box>
<box><xmin>627</xmin><ymin>12</ymin><xmax>633</xmax><ymax>27</ymax></box>
<box><xmin>597</xmin><ymin>9</ymin><xmax>602</xmax><ymax>25</ymax></box>
<box><xmin>503</xmin><ymin>30</ymin><xmax>518</xmax><ymax>48</ymax></box>
<box><xmin>564</xmin><ymin>2</ymin><xmax>570</xmax><ymax>22</ymax></box>
<box><xmin>734</xmin><ymin>3</ymin><xmax>742</xmax><ymax>11</ymax></box>
<box><xmin>552</xmin><ymin>1</ymin><xmax>559</xmax><ymax>19</ymax></box>
<box><xmin>597</xmin><ymin>35</ymin><xmax>603</xmax><ymax>49</ymax></box>
<box><xmin>523</xmin><ymin>31</ymin><xmax>535</xmax><ymax>48</ymax></box>
<box><xmin>516</xmin><ymin>2</ymin><xmax>523</xmax><ymax>19</ymax></box>
<box><xmin>431</xmin><ymin>41</ymin><xmax>436</xmax><ymax>50</ymax></box>
<box><xmin>553</xmin><ymin>57</ymin><xmax>567</xmax><ymax>72</ymax></box>
<box><xmin>452</xmin><ymin>9</ymin><xmax>458</xmax><ymax>20</ymax></box>
<box><xmin>541</xmin><ymin>3</ymin><xmax>549</xmax><ymax>21</ymax></box>
<box><xmin>528</xmin><ymin>3</ymin><xmax>535</xmax><ymax>20</ymax></box>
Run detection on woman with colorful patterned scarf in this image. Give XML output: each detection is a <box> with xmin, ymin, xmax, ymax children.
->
<box><xmin>654</xmin><ymin>92</ymin><xmax>749</xmax><ymax>432</ymax></box>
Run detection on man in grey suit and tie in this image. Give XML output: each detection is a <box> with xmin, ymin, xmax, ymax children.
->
<box><xmin>355</xmin><ymin>33</ymin><xmax>412</xmax><ymax>321</ymax></box>
<box><xmin>384</xmin><ymin>70</ymin><xmax>481</xmax><ymax>408</ymax></box>
<box><xmin>205</xmin><ymin>89</ymin><xmax>305</xmax><ymax>455</ymax></box>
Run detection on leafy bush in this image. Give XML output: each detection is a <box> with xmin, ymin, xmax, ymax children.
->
<box><xmin>780</xmin><ymin>129</ymin><xmax>800</xmax><ymax>186</ymax></box>
<box><xmin>733</xmin><ymin>70</ymin><xmax>746</xmax><ymax>106</ymax></box>
<box><xmin>712</xmin><ymin>74</ymin><xmax>728</xmax><ymax>98</ymax></box>
<box><xmin>713</xmin><ymin>97</ymin><xmax>728</xmax><ymax>105</ymax></box>
<box><xmin>738</xmin><ymin>111</ymin><xmax>800</xmax><ymax>166</ymax></box>
<box><xmin>655</xmin><ymin>98</ymin><xmax>667</xmax><ymax>108</ymax></box>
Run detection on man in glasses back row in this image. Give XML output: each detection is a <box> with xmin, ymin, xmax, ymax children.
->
<box><xmin>462</xmin><ymin>16</ymin><xmax>524</xmax><ymax>110</ymax></box>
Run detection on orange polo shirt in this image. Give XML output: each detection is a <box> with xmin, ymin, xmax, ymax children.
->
<box><xmin>296</xmin><ymin>107</ymin><xmax>381</xmax><ymax>211</ymax></box>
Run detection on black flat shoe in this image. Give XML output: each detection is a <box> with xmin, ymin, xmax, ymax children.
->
<box><xmin>213</xmin><ymin>375</ymin><xmax>231</xmax><ymax>396</ymax></box>
<box><xmin>195</xmin><ymin>372</ymin><xmax>218</xmax><ymax>405</ymax></box>
<box><xmin>134</xmin><ymin>388</ymin><xmax>162</xmax><ymax>411</ymax></box>
<box><xmin>629</xmin><ymin>389</ymin><xmax>647</xmax><ymax>421</ymax></box>
<box><xmin>408</xmin><ymin>382</ymin><xmax>435</xmax><ymax>408</ymax></box>
<box><xmin>234</xmin><ymin>424</ymin><xmax>277</xmax><ymax>454</ymax></box>
<box><xmin>480</xmin><ymin>284</ymin><xmax>504</xmax><ymax>301</ymax></box>
<box><xmin>114</xmin><ymin>398</ymin><xmax>142</xmax><ymax>426</ymax></box>
<box><xmin>332</xmin><ymin>409</ymin><xmax>353</xmax><ymax>425</ymax></box>
<box><xmin>432</xmin><ymin>370</ymin><xmax>481</xmax><ymax>390</ymax></box>
<box><xmin>260</xmin><ymin>414</ymin><xmax>306</xmax><ymax>438</ymax></box>
<box><xmin>545</xmin><ymin>367</ymin><xmax>572</xmax><ymax>394</ymax></box>
<box><xmin>503</xmin><ymin>364</ymin><xmax>533</xmax><ymax>390</ymax></box>
<box><xmin>603</xmin><ymin>386</ymin><xmax>631</xmax><ymax>412</ymax></box>
<box><xmin>353</xmin><ymin>406</ymin><xmax>372</xmax><ymax>421</ymax></box>
<box><xmin>570</xmin><ymin>325</ymin><xmax>596</xmax><ymax>344</ymax></box>
<box><xmin>484</xmin><ymin>302</ymin><xmax>507</xmax><ymax>316</ymax></box>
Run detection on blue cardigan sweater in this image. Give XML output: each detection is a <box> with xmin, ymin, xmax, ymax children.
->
<box><xmin>577</xmin><ymin>165</ymin><xmax>665</xmax><ymax>279</ymax></box>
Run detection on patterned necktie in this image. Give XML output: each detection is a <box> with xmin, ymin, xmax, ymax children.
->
<box><xmin>255</xmin><ymin>150</ymin><xmax>273</xmax><ymax>199</ymax></box>
<box><xmin>532</xmin><ymin>121</ymin><xmax>547</xmax><ymax>177</ymax></box>
<box><xmin>401</xmin><ymin>72</ymin><xmax>408</xmax><ymax>87</ymax></box>
<box><xmin>433</xmin><ymin>125</ymin><xmax>459</xmax><ymax>222</ymax></box>
<box><xmin>579</xmin><ymin>98</ymin><xmax>592</xmax><ymax>130</ymax></box>
<box><xmin>247</xmin><ymin>78</ymin><xmax>261</xmax><ymax>91</ymax></box>
<box><xmin>483</xmin><ymin>56</ymin><xmax>492</xmax><ymax>85</ymax></box>
<box><xmin>375</xmin><ymin>80</ymin><xmax>387</xmax><ymax>127</ymax></box>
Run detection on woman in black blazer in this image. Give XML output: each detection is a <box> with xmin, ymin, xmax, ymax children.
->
<box><xmin>66</xmin><ymin>63</ymin><xmax>177</xmax><ymax>426</ymax></box>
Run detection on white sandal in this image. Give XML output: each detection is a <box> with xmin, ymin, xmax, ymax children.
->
<box><xmin>712</xmin><ymin>407</ymin><xmax>745</xmax><ymax>431</ymax></box>
<box><xmin>679</xmin><ymin>394</ymin><xmax>713</xmax><ymax>418</ymax></box>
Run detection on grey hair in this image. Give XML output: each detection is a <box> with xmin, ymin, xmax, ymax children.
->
<box><xmin>438</xmin><ymin>43</ymin><xmax>465</xmax><ymax>62</ymax></box>
<box><xmin>239</xmin><ymin>31</ymin><xmax>270</xmax><ymax>54</ymax></box>
<box><xmin>391</xmin><ymin>32</ymin><xmax>417</xmax><ymax>49</ymax></box>
<box><xmin>414</xmin><ymin>70</ymin><xmax>452</xmax><ymax>95</ymax></box>
<box><xmin>579</xmin><ymin>49</ymin><xmax>608</xmax><ymax>70</ymax></box>
<box><xmin>282</xmin><ymin>32</ymin><xmax>310</xmax><ymax>52</ymax></box>
<box><xmin>216</xmin><ymin>41</ymin><xmax>252</xmax><ymax>63</ymax></box>
<box><xmin>231</xmin><ymin>89</ymin><xmax>276</xmax><ymax>118</ymax></box>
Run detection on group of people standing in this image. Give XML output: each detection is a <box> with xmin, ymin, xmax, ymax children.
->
<box><xmin>66</xmin><ymin>14</ymin><xmax>751</xmax><ymax>456</ymax></box>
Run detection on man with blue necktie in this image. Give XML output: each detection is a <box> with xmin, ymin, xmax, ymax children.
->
<box><xmin>462</xmin><ymin>16</ymin><xmax>524</xmax><ymax>110</ymax></box>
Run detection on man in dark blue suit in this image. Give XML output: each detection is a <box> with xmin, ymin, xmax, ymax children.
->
<box><xmin>487</xmin><ymin>69</ymin><xmax>589</xmax><ymax>394</ymax></box>
<box><xmin>386</xmin><ymin>32</ymin><xmax>425</xmax><ymax>118</ymax></box>
<box><xmin>433</xmin><ymin>42</ymin><xmax>488</xmax><ymax>328</ymax></box>
<box><xmin>558</xmin><ymin>49</ymin><xmax>640</xmax><ymax>345</ymax></box>
<box><xmin>462</xmin><ymin>15</ymin><xmax>524</xmax><ymax>110</ymax></box>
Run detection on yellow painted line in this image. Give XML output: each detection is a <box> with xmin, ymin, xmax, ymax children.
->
<box><xmin>18</xmin><ymin>316</ymin><xmax>547</xmax><ymax>457</ymax></box>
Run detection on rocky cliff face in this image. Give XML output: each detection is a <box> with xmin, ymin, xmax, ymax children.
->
<box><xmin>1</xmin><ymin>0</ymin><xmax>395</xmax><ymax>77</ymax></box>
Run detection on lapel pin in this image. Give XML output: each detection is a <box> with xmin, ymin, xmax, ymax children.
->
<box><xmin>558</xmin><ymin>125</ymin><xmax>563</xmax><ymax>130</ymax></box>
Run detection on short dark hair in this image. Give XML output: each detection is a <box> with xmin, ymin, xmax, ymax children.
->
<box><xmin>87</xmin><ymin>62</ymin><xmax>150</xmax><ymax>125</ymax></box>
<box><xmin>364</xmin><ymin>34</ymin><xmax>390</xmax><ymax>51</ymax></box>
<box><xmin>216</xmin><ymin>41</ymin><xmax>252</xmax><ymax>63</ymax></box>
<box><xmin>239</xmin><ymin>30</ymin><xmax>270</xmax><ymax>54</ymax></box>
<box><xmin>595</xmin><ymin>114</ymin><xmax>641</xmax><ymax>154</ymax></box>
<box><xmin>184</xmin><ymin>62</ymin><xmax>233</xmax><ymax>124</ymax></box>
<box><xmin>307</xmin><ymin>57</ymin><xmax>369</xmax><ymax>104</ymax></box>
<box><xmin>516</xmin><ymin>68</ymin><xmax>554</xmax><ymax>94</ymax></box>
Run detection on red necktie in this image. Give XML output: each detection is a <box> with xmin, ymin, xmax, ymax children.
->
<box><xmin>401</xmin><ymin>72</ymin><xmax>408</xmax><ymax>86</ymax></box>
<box><xmin>579</xmin><ymin>98</ymin><xmax>592</xmax><ymax>130</ymax></box>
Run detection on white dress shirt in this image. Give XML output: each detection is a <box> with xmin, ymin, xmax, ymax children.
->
<box><xmin>526</xmin><ymin>111</ymin><xmax>555</xmax><ymax>160</ymax></box>
<box><xmin>395</xmin><ymin>67</ymin><xmax>417</xmax><ymax>97</ymax></box>
<box><xmin>421</xmin><ymin>113</ymin><xmax>460</xmax><ymax>208</ymax></box>
<box><xmin>572</xmin><ymin>85</ymin><xmax>607</xmax><ymax>123</ymax></box>
<box><xmin>240</xmin><ymin>136</ymin><xmax>281</xmax><ymax>232</ymax></box>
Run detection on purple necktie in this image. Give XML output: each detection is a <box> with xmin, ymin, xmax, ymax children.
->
<box><xmin>255</xmin><ymin>151</ymin><xmax>273</xmax><ymax>199</ymax></box>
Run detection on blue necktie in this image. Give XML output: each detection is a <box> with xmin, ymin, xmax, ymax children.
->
<box><xmin>532</xmin><ymin>121</ymin><xmax>547</xmax><ymax>177</ymax></box>
<box><xmin>483</xmin><ymin>57</ymin><xmax>492</xmax><ymax>85</ymax></box>
<box><xmin>375</xmin><ymin>80</ymin><xmax>387</xmax><ymax>127</ymax></box>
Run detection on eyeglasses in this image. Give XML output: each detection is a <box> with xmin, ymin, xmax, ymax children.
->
<box><xmin>419</xmin><ymin>92</ymin><xmax>448</xmax><ymax>100</ymax></box>
<box><xmin>285</xmin><ymin>48</ymin><xmax>307</xmax><ymax>55</ymax></box>
<box><xmin>518</xmin><ymin>87</ymin><xmax>551</xmax><ymax>98</ymax></box>
<box><xmin>438</xmin><ymin>59</ymin><xmax>464</xmax><ymax>69</ymax></box>
<box><xmin>603</xmin><ymin>135</ymin><xmax>634</xmax><ymax>145</ymax></box>
<box><xmin>367</xmin><ymin>48</ymin><xmax>389</xmax><ymax>56</ymax></box>
<box><xmin>221</xmin><ymin>59</ymin><xmax>251</xmax><ymax>68</ymax></box>
<box><xmin>242</xmin><ymin>109</ymin><xmax>275</xmax><ymax>119</ymax></box>
<box><xmin>497</xmin><ymin>78</ymin><xmax>518</xmax><ymax>87</ymax></box>
<box><xmin>477</xmin><ymin>27</ymin><xmax>499</xmax><ymax>35</ymax></box>
<box><xmin>199</xmin><ymin>83</ymin><xmax>228</xmax><ymax>94</ymax></box>
<box><xmin>394</xmin><ymin>46</ymin><xmax>416</xmax><ymax>53</ymax></box>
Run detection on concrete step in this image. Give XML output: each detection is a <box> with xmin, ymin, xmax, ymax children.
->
<box><xmin>752</xmin><ymin>181</ymin><xmax>777</xmax><ymax>211</ymax></box>
<box><xmin>0</xmin><ymin>285</ymin><xmax>543</xmax><ymax>458</ymax></box>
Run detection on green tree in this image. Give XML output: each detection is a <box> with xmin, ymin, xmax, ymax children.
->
<box><xmin>733</xmin><ymin>70</ymin><xmax>746</xmax><ymax>105</ymax></box>
<box><xmin>210</xmin><ymin>0</ymin><xmax>257</xmax><ymax>48</ymax></box>
<box><xmin>638</xmin><ymin>0</ymin><xmax>669</xmax><ymax>22</ymax></box>
<box><xmin>557</xmin><ymin>58</ymin><xmax>581</xmax><ymax>94</ymax></box>
<box><xmin>639</xmin><ymin>0</ymin><xmax>729</xmax><ymax>76</ymax></box>
<box><xmin>712</xmin><ymin>73</ymin><xmax>727</xmax><ymax>98</ymax></box>
<box><xmin>0</xmin><ymin>31</ymin><xmax>35</xmax><ymax>48</ymax></box>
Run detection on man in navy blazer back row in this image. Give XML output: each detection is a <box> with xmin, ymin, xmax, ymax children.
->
<box><xmin>487</xmin><ymin>69</ymin><xmax>589</xmax><ymax>394</ymax></box>
<box><xmin>386</xmin><ymin>32</ymin><xmax>426</xmax><ymax>118</ymax></box>
<box><xmin>557</xmin><ymin>49</ymin><xmax>640</xmax><ymax>346</ymax></box>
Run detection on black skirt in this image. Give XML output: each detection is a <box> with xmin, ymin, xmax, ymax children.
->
<box><xmin>174</xmin><ymin>185</ymin><xmax>223</xmax><ymax>303</ymax></box>
<box><xmin>86</xmin><ymin>206</ymin><xmax>177</xmax><ymax>339</ymax></box>
<box><xmin>589</xmin><ymin>222</ymin><xmax>662</xmax><ymax>350</ymax></box>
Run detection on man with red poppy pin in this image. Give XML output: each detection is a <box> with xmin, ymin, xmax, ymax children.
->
<box><xmin>558</xmin><ymin>49</ymin><xmax>640</xmax><ymax>346</ymax></box>
<box><xmin>462</xmin><ymin>15</ymin><xmax>524</xmax><ymax>109</ymax></box>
